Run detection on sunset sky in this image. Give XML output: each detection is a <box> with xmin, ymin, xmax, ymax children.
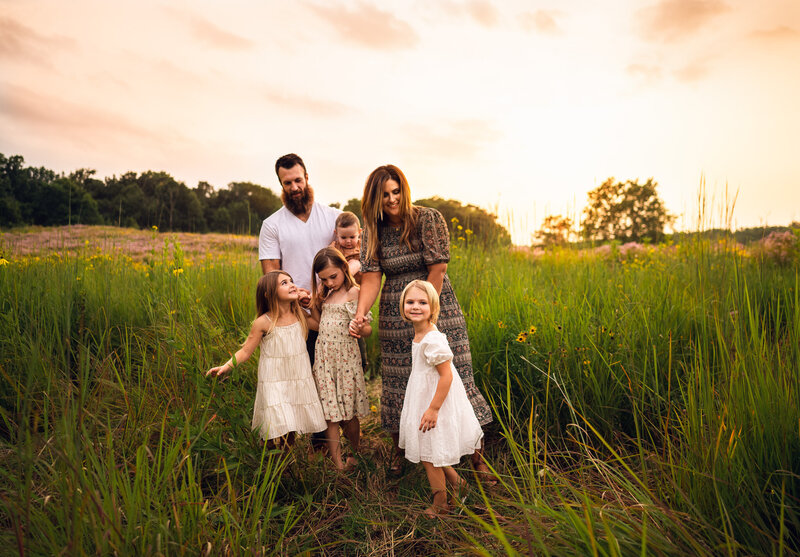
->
<box><xmin>2</xmin><ymin>0</ymin><xmax>798</xmax><ymax>243</ymax></box>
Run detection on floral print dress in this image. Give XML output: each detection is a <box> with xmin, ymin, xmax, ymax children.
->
<box><xmin>313</xmin><ymin>300</ymin><xmax>370</xmax><ymax>422</ymax></box>
<box><xmin>360</xmin><ymin>206</ymin><xmax>493</xmax><ymax>433</ymax></box>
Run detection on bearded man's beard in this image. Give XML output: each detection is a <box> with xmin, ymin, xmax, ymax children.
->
<box><xmin>282</xmin><ymin>184</ymin><xmax>314</xmax><ymax>215</ymax></box>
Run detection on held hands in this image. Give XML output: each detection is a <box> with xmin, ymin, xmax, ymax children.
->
<box><xmin>298</xmin><ymin>288</ymin><xmax>312</xmax><ymax>309</ymax></box>
<box><xmin>348</xmin><ymin>315</ymin><xmax>366</xmax><ymax>338</ymax></box>
<box><xmin>419</xmin><ymin>406</ymin><xmax>439</xmax><ymax>432</ymax></box>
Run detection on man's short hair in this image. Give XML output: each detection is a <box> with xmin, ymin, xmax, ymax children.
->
<box><xmin>275</xmin><ymin>154</ymin><xmax>307</xmax><ymax>177</ymax></box>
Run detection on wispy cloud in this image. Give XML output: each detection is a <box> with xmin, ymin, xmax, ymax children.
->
<box><xmin>400</xmin><ymin>119</ymin><xmax>502</xmax><ymax>160</ymax></box>
<box><xmin>749</xmin><ymin>26</ymin><xmax>800</xmax><ymax>43</ymax></box>
<box><xmin>306</xmin><ymin>2</ymin><xmax>419</xmax><ymax>50</ymax></box>
<box><xmin>167</xmin><ymin>8</ymin><xmax>255</xmax><ymax>51</ymax></box>
<box><xmin>637</xmin><ymin>0</ymin><xmax>729</xmax><ymax>42</ymax></box>
<box><xmin>465</xmin><ymin>1</ymin><xmax>499</xmax><ymax>28</ymax></box>
<box><xmin>0</xmin><ymin>83</ymin><xmax>187</xmax><ymax>148</ymax></box>
<box><xmin>0</xmin><ymin>16</ymin><xmax>77</xmax><ymax>66</ymax></box>
<box><xmin>262</xmin><ymin>89</ymin><xmax>351</xmax><ymax>117</ymax></box>
<box><xmin>673</xmin><ymin>61</ymin><xmax>710</xmax><ymax>82</ymax></box>
<box><xmin>519</xmin><ymin>10</ymin><xmax>563</xmax><ymax>35</ymax></box>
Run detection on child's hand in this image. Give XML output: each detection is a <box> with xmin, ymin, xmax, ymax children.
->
<box><xmin>419</xmin><ymin>407</ymin><xmax>439</xmax><ymax>432</ymax></box>
<box><xmin>206</xmin><ymin>361</ymin><xmax>231</xmax><ymax>377</ymax></box>
<box><xmin>298</xmin><ymin>288</ymin><xmax>312</xmax><ymax>309</ymax></box>
<box><xmin>348</xmin><ymin>316</ymin><xmax>364</xmax><ymax>338</ymax></box>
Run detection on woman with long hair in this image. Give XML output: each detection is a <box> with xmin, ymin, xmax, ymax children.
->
<box><xmin>349</xmin><ymin>165</ymin><xmax>496</xmax><ymax>483</ymax></box>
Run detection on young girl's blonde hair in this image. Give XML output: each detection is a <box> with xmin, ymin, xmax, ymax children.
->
<box><xmin>255</xmin><ymin>271</ymin><xmax>308</xmax><ymax>338</ymax></box>
<box><xmin>399</xmin><ymin>280</ymin><xmax>440</xmax><ymax>324</ymax></box>
<box><xmin>311</xmin><ymin>247</ymin><xmax>357</xmax><ymax>309</ymax></box>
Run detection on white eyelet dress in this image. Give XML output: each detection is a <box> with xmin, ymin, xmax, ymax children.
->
<box><xmin>398</xmin><ymin>328</ymin><xmax>484</xmax><ymax>467</ymax></box>
<box><xmin>251</xmin><ymin>321</ymin><xmax>327</xmax><ymax>441</ymax></box>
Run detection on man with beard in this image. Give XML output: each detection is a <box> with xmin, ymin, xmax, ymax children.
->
<box><xmin>259</xmin><ymin>153</ymin><xmax>341</xmax><ymax>294</ymax></box>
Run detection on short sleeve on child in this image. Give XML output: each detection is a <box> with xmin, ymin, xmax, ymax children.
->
<box><xmin>418</xmin><ymin>207</ymin><xmax>450</xmax><ymax>266</ymax></box>
<box><xmin>422</xmin><ymin>331</ymin><xmax>454</xmax><ymax>367</ymax></box>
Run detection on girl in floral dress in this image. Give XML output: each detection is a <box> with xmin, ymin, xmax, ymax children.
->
<box><xmin>308</xmin><ymin>247</ymin><xmax>372</xmax><ymax>470</ymax></box>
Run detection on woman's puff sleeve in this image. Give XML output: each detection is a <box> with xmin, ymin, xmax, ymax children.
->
<box><xmin>422</xmin><ymin>332</ymin><xmax>454</xmax><ymax>367</ymax></box>
<box><xmin>419</xmin><ymin>208</ymin><xmax>450</xmax><ymax>266</ymax></box>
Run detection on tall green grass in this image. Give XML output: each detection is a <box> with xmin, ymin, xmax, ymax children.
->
<box><xmin>1</xmin><ymin>231</ymin><xmax>797</xmax><ymax>555</ymax></box>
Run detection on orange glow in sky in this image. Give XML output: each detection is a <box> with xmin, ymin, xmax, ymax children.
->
<box><xmin>1</xmin><ymin>1</ymin><xmax>798</xmax><ymax>242</ymax></box>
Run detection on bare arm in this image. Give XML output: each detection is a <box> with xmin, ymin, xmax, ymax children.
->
<box><xmin>426</xmin><ymin>262</ymin><xmax>447</xmax><ymax>294</ymax></box>
<box><xmin>307</xmin><ymin>301</ymin><xmax>321</xmax><ymax>331</ymax></box>
<box><xmin>260</xmin><ymin>259</ymin><xmax>280</xmax><ymax>274</ymax></box>
<box><xmin>207</xmin><ymin>315</ymin><xmax>269</xmax><ymax>376</ymax></box>
<box><xmin>349</xmin><ymin>271</ymin><xmax>381</xmax><ymax>337</ymax></box>
<box><xmin>419</xmin><ymin>359</ymin><xmax>454</xmax><ymax>432</ymax></box>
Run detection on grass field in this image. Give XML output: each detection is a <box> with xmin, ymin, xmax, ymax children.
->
<box><xmin>1</xmin><ymin>225</ymin><xmax>798</xmax><ymax>555</ymax></box>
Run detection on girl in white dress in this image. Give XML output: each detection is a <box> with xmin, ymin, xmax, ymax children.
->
<box><xmin>398</xmin><ymin>280</ymin><xmax>484</xmax><ymax>517</ymax></box>
<box><xmin>207</xmin><ymin>270</ymin><xmax>326</xmax><ymax>445</ymax></box>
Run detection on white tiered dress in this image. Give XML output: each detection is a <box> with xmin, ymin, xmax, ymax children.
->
<box><xmin>251</xmin><ymin>321</ymin><xmax>327</xmax><ymax>441</ymax></box>
<box><xmin>398</xmin><ymin>328</ymin><xmax>484</xmax><ymax>467</ymax></box>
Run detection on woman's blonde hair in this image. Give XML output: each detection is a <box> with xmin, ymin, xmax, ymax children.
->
<box><xmin>311</xmin><ymin>247</ymin><xmax>357</xmax><ymax>310</ymax></box>
<box><xmin>399</xmin><ymin>280</ymin><xmax>440</xmax><ymax>324</ymax></box>
<box><xmin>255</xmin><ymin>271</ymin><xmax>308</xmax><ymax>338</ymax></box>
<box><xmin>361</xmin><ymin>165</ymin><xmax>418</xmax><ymax>264</ymax></box>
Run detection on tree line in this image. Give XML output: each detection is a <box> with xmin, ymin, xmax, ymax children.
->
<box><xmin>0</xmin><ymin>153</ymin><xmax>511</xmax><ymax>245</ymax></box>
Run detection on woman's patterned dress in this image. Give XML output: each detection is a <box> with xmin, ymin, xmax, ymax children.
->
<box><xmin>361</xmin><ymin>206</ymin><xmax>493</xmax><ymax>433</ymax></box>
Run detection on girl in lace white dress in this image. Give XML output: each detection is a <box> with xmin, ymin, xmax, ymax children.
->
<box><xmin>307</xmin><ymin>247</ymin><xmax>372</xmax><ymax>470</ymax></box>
<box><xmin>207</xmin><ymin>271</ymin><xmax>326</xmax><ymax>445</ymax></box>
<box><xmin>398</xmin><ymin>280</ymin><xmax>484</xmax><ymax>517</ymax></box>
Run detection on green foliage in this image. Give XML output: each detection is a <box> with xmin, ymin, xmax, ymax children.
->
<box><xmin>342</xmin><ymin>197</ymin><xmax>362</xmax><ymax>222</ymax></box>
<box><xmin>2</xmin><ymin>222</ymin><xmax>798</xmax><ymax>552</ymax></box>
<box><xmin>536</xmin><ymin>214</ymin><xmax>574</xmax><ymax>246</ymax></box>
<box><xmin>415</xmin><ymin>196</ymin><xmax>511</xmax><ymax>246</ymax></box>
<box><xmin>582</xmin><ymin>177</ymin><xmax>674</xmax><ymax>243</ymax></box>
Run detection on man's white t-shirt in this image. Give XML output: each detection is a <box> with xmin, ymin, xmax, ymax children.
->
<box><xmin>258</xmin><ymin>203</ymin><xmax>341</xmax><ymax>292</ymax></box>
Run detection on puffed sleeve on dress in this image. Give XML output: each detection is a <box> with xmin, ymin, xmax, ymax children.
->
<box><xmin>422</xmin><ymin>332</ymin><xmax>454</xmax><ymax>367</ymax></box>
<box><xmin>419</xmin><ymin>208</ymin><xmax>450</xmax><ymax>266</ymax></box>
<box><xmin>359</xmin><ymin>226</ymin><xmax>382</xmax><ymax>273</ymax></box>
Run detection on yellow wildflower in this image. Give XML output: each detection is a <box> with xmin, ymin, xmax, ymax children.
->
<box><xmin>497</xmin><ymin>321</ymin><xmax>506</xmax><ymax>329</ymax></box>
<box><xmin>370</xmin><ymin>405</ymin><xmax>378</xmax><ymax>413</ymax></box>
<box><xmin>152</xmin><ymin>225</ymin><xmax>158</xmax><ymax>231</ymax></box>
<box><xmin>465</xmin><ymin>229</ymin><xmax>473</xmax><ymax>236</ymax></box>
<box><xmin>172</xmin><ymin>268</ymin><xmax>184</xmax><ymax>276</ymax></box>
<box><xmin>0</xmin><ymin>258</ymin><xmax>8</xmax><ymax>266</ymax></box>
<box><xmin>515</xmin><ymin>332</ymin><xmax>528</xmax><ymax>343</ymax></box>
<box><xmin>528</xmin><ymin>325</ymin><xmax>537</xmax><ymax>335</ymax></box>
<box><xmin>450</xmin><ymin>217</ymin><xmax>459</xmax><ymax>224</ymax></box>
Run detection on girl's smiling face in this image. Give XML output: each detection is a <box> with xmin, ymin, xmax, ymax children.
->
<box><xmin>317</xmin><ymin>264</ymin><xmax>345</xmax><ymax>294</ymax></box>
<box><xmin>403</xmin><ymin>286</ymin><xmax>431</xmax><ymax>323</ymax></box>
<box><xmin>275</xmin><ymin>274</ymin><xmax>299</xmax><ymax>302</ymax></box>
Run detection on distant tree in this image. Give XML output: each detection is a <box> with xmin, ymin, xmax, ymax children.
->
<box><xmin>536</xmin><ymin>214</ymin><xmax>573</xmax><ymax>246</ymax></box>
<box><xmin>415</xmin><ymin>196</ymin><xmax>511</xmax><ymax>246</ymax></box>
<box><xmin>582</xmin><ymin>178</ymin><xmax>673</xmax><ymax>243</ymax></box>
<box><xmin>343</xmin><ymin>198</ymin><xmax>362</xmax><ymax>221</ymax></box>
